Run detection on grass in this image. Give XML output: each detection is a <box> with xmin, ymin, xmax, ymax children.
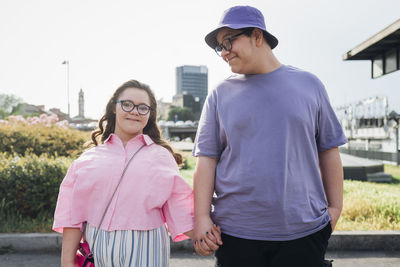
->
<box><xmin>385</xmin><ymin>164</ymin><xmax>400</xmax><ymax>184</ymax></box>
<box><xmin>2</xmin><ymin>152</ymin><xmax>400</xmax><ymax>232</ymax></box>
<box><xmin>338</xmin><ymin>180</ymin><xmax>400</xmax><ymax>230</ymax></box>
<box><xmin>337</xmin><ymin>164</ymin><xmax>400</xmax><ymax>230</ymax></box>
<box><xmin>180</xmin><ymin>151</ymin><xmax>196</xmax><ymax>187</ymax></box>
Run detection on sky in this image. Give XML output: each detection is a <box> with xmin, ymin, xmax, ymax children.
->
<box><xmin>1</xmin><ymin>0</ymin><xmax>400</xmax><ymax>120</ymax></box>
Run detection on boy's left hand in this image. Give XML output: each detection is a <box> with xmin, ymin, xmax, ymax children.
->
<box><xmin>328</xmin><ymin>206</ymin><xmax>341</xmax><ymax>231</ymax></box>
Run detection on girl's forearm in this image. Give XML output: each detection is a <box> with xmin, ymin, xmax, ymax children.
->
<box><xmin>61</xmin><ymin>227</ymin><xmax>82</xmax><ymax>266</ymax></box>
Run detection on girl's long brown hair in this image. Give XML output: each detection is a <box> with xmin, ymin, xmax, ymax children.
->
<box><xmin>87</xmin><ymin>80</ymin><xmax>182</xmax><ymax>165</ymax></box>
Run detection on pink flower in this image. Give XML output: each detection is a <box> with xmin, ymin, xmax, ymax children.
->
<box><xmin>48</xmin><ymin>114</ymin><xmax>59</xmax><ymax>123</ymax></box>
<box><xmin>4</xmin><ymin>113</ymin><xmax>64</xmax><ymax>126</ymax></box>
<box><xmin>29</xmin><ymin>117</ymin><xmax>41</xmax><ymax>125</ymax></box>
<box><xmin>56</xmin><ymin>120</ymin><xmax>69</xmax><ymax>129</ymax></box>
<box><xmin>39</xmin><ymin>114</ymin><xmax>47</xmax><ymax>120</ymax></box>
<box><xmin>8</xmin><ymin>115</ymin><xmax>26</xmax><ymax>124</ymax></box>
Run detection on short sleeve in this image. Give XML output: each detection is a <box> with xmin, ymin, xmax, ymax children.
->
<box><xmin>162</xmin><ymin>174</ymin><xmax>194</xmax><ymax>242</ymax></box>
<box><xmin>192</xmin><ymin>90</ymin><xmax>222</xmax><ymax>158</ymax></box>
<box><xmin>315</xmin><ymin>79</ymin><xmax>347</xmax><ymax>151</ymax></box>
<box><xmin>53</xmin><ymin>161</ymin><xmax>84</xmax><ymax>233</ymax></box>
<box><xmin>156</xmin><ymin>151</ymin><xmax>194</xmax><ymax>242</ymax></box>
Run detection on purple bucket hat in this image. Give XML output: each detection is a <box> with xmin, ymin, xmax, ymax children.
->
<box><xmin>205</xmin><ymin>5</ymin><xmax>278</xmax><ymax>50</ymax></box>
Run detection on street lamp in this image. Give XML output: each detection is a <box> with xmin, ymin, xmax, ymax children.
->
<box><xmin>61</xmin><ymin>60</ymin><xmax>70</xmax><ymax>119</ymax></box>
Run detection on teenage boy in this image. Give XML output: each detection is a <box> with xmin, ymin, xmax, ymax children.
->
<box><xmin>192</xmin><ymin>5</ymin><xmax>346</xmax><ymax>267</ymax></box>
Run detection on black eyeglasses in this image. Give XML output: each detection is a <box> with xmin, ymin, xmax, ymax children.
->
<box><xmin>115</xmin><ymin>100</ymin><xmax>152</xmax><ymax>115</ymax></box>
<box><xmin>215</xmin><ymin>31</ymin><xmax>246</xmax><ymax>56</ymax></box>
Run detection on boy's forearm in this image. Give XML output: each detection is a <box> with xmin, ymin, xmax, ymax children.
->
<box><xmin>193</xmin><ymin>156</ymin><xmax>222</xmax><ymax>255</ymax></box>
<box><xmin>194</xmin><ymin>156</ymin><xmax>218</xmax><ymax>218</ymax></box>
<box><xmin>319</xmin><ymin>147</ymin><xmax>343</xmax><ymax>228</ymax></box>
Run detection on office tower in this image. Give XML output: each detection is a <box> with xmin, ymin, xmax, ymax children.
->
<box><xmin>176</xmin><ymin>65</ymin><xmax>208</xmax><ymax>111</ymax></box>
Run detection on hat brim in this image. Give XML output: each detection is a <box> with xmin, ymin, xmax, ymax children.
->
<box><xmin>205</xmin><ymin>25</ymin><xmax>278</xmax><ymax>50</ymax></box>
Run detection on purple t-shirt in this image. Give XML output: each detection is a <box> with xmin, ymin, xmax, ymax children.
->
<box><xmin>192</xmin><ymin>65</ymin><xmax>347</xmax><ymax>241</ymax></box>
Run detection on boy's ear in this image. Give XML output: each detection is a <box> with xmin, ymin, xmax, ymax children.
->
<box><xmin>253</xmin><ymin>28</ymin><xmax>264</xmax><ymax>46</ymax></box>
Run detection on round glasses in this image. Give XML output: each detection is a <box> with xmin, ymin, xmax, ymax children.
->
<box><xmin>214</xmin><ymin>31</ymin><xmax>246</xmax><ymax>56</ymax></box>
<box><xmin>115</xmin><ymin>100</ymin><xmax>151</xmax><ymax>115</ymax></box>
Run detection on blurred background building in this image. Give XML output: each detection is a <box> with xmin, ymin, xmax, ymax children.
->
<box><xmin>175</xmin><ymin>65</ymin><xmax>208</xmax><ymax>116</ymax></box>
<box><xmin>340</xmin><ymin>18</ymin><xmax>400</xmax><ymax>165</ymax></box>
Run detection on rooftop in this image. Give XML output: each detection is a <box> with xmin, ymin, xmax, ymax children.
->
<box><xmin>343</xmin><ymin>19</ymin><xmax>400</xmax><ymax>60</ymax></box>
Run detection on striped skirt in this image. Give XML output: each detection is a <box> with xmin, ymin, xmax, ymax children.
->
<box><xmin>84</xmin><ymin>223</ymin><xmax>170</xmax><ymax>267</ymax></box>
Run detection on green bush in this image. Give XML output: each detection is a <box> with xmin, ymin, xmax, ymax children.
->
<box><xmin>0</xmin><ymin>123</ymin><xmax>89</xmax><ymax>158</ymax></box>
<box><xmin>0</xmin><ymin>152</ymin><xmax>72</xmax><ymax>218</ymax></box>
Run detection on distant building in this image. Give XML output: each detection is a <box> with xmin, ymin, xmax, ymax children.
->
<box><xmin>79</xmin><ymin>89</ymin><xmax>84</xmax><ymax>118</ymax></box>
<box><xmin>176</xmin><ymin>65</ymin><xmax>208</xmax><ymax>111</ymax></box>
<box><xmin>343</xmin><ymin>18</ymin><xmax>400</xmax><ymax>78</ymax></box>
<box><xmin>49</xmin><ymin>108</ymin><xmax>68</xmax><ymax>121</ymax></box>
<box><xmin>70</xmin><ymin>89</ymin><xmax>97</xmax><ymax>130</ymax></box>
<box><xmin>341</xmin><ymin>19</ymin><xmax>400</xmax><ymax>164</ymax></box>
<box><xmin>20</xmin><ymin>103</ymin><xmax>46</xmax><ymax>116</ymax></box>
<box><xmin>157</xmin><ymin>99</ymin><xmax>172</xmax><ymax>120</ymax></box>
<box><xmin>336</xmin><ymin>96</ymin><xmax>399</xmax><ymax>156</ymax></box>
<box><xmin>71</xmin><ymin>88</ymin><xmax>85</xmax><ymax>120</ymax></box>
<box><xmin>172</xmin><ymin>93</ymin><xmax>201</xmax><ymax>118</ymax></box>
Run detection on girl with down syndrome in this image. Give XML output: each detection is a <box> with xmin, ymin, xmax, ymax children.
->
<box><xmin>53</xmin><ymin>79</ymin><xmax>194</xmax><ymax>267</ymax></box>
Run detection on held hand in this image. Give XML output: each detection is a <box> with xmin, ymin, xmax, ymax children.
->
<box><xmin>194</xmin><ymin>216</ymin><xmax>222</xmax><ymax>255</ymax></box>
<box><xmin>194</xmin><ymin>239</ymin><xmax>213</xmax><ymax>256</ymax></box>
<box><xmin>328</xmin><ymin>206</ymin><xmax>341</xmax><ymax>231</ymax></box>
<box><xmin>193</xmin><ymin>225</ymin><xmax>222</xmax><ymax>256</ymax></box>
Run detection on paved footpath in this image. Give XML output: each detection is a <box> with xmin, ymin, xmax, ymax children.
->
<box><xmin>1</xmin><ymin>231</ymin><xmax>400</xmax><ymax>266</ymax></box>
<box><xmin>0</xmin><ymin>250</ymin><xmax>399</xmax><ymax>267</ymax></box>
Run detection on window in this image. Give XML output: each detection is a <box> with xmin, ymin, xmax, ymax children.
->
<box><xmin>372</xmin><ymin>55</ymin><xmax>383</xmax><ymax>78</ymax></box>
<box><xmin>385</xmin><ymin>48</ymin><xmax>397</xmax><ymax>74</ymax></box>
<box><xmin>398</xmin><ymin>46</ymin><xmax>400</xmax><ymax>70</ymax></box>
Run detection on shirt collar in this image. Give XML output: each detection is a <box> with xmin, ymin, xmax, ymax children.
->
<box><xmin>104</xmin><ymin>133</ymin><xmax>154</xmax><ymax>146</ymax></box>
<box><xmin>141</xmin><ymin>134</ymin><xmax>154</xmax><ymax>146</ymax></box>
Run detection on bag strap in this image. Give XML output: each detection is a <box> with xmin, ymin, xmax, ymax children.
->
<box><xmin>90</xmin><ymin>144</ymin><xmax>145</xmax><ymax>251</ymax></box>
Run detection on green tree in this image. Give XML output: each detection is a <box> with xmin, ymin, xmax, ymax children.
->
<box><xmin>11</xmin><ymin>102</ymin><xmax>25</xmax><ymax>115</ymax></box>
<box><xmin>167</xmin><ymin>106</ymin><xmax>195</xmax><ymax>121</ymax></box>
<box><xmin>0</xmin><ymin>94</ymin><xmax>23</xmax><ymax>119</ymax></box>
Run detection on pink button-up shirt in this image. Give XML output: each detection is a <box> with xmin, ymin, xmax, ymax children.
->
<box><xmin>53</xmin><ymin>134</ymin><xmax>194</xmax><ymax>241</ymax></box>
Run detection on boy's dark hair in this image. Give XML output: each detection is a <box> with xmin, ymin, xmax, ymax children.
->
<box><xmin>241</xmin><ymin>27</ymin><xmax>274</xmax><ymax>48</ymax></box>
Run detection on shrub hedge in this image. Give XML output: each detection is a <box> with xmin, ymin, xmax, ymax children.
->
<box><xmin>0</xmin><ymin>123</ymin><xmax>89</xmax><ymax>158</ymax></box>
<box><xmin>0</xmin><ymin>152</ymin><xmax>72</xmax><ymax>218</ymax></box>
